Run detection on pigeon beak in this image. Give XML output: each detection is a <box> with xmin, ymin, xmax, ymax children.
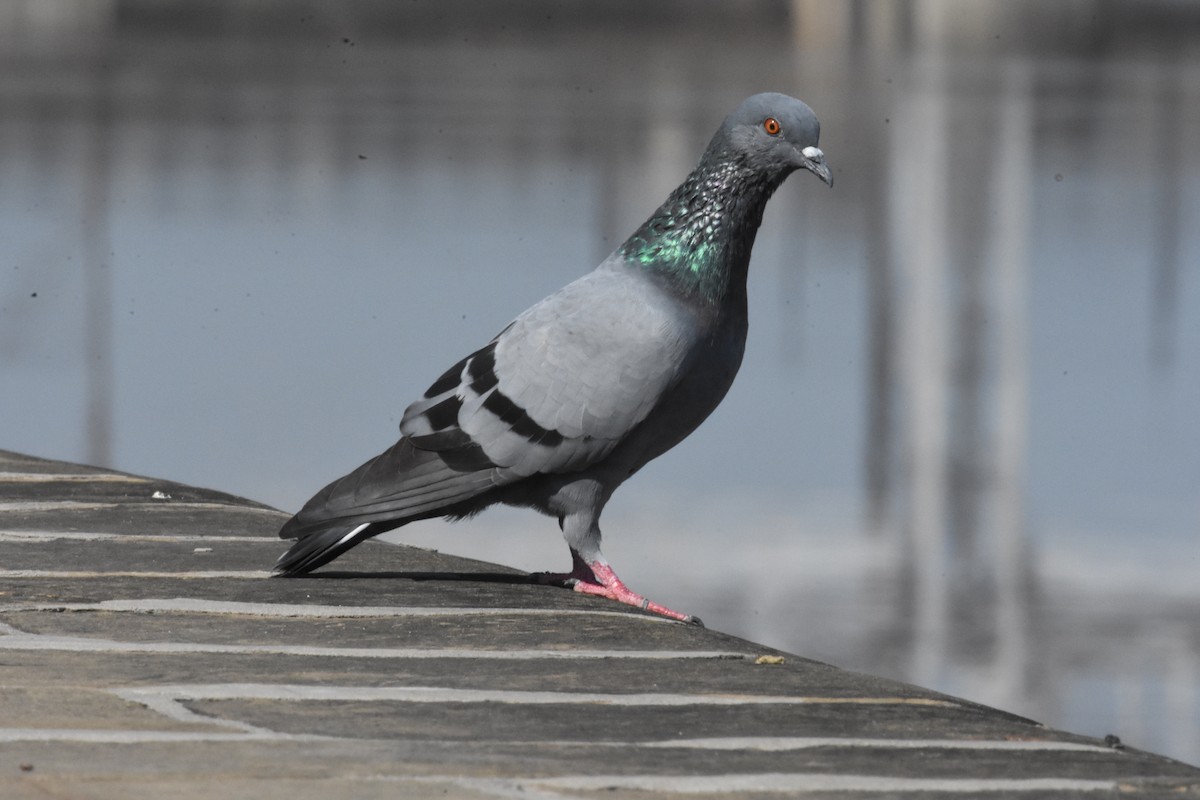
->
<box><xmin>797</xmin><ymin>145</ymin><xmax>833</xmax><ymax>187</ymax></box>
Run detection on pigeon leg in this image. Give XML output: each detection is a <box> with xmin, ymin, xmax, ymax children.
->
<box><xmin>537</xmin><ymin>551</ymin><xmax>701</xmax><ymax>626</ymax></box>
<box><xmin>573</xmin><ymin>560</ymin><xmax>702</xmax><ymax>626</ymax></box>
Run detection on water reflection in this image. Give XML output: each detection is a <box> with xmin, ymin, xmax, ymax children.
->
<box><xmin>1</xmin><ymin>1</ymin><xmax>1197</xmax><ymax>764</ymax></box>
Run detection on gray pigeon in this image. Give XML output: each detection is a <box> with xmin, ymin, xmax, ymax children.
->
<box><xmin>275</xmin><ymin>92</ymin><xmax>832</xmax><ymax>624</ymax></box>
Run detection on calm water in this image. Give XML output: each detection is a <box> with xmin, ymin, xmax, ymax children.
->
<box><xmin>1</xmin><ymin>2</ymin><xmax>1198</xmax><ymax>763</ymax></box>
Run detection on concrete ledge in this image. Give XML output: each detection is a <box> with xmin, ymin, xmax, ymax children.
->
<box><xmin>1</xmin><ymin>449</ymin><xmax>1197</xmax><ymax>798</ymax></box>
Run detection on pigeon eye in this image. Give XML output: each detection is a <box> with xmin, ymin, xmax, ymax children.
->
<box><xmin>763</xmin><ymin>117</ymin><xmax>782</xmax><ymax>136</ymax></box>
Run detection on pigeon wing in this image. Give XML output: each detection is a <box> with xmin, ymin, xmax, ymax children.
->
<box><xmin>401</xmin><ymin>265</ymin><xmax>699</xmax><ymax>479</ymax></box>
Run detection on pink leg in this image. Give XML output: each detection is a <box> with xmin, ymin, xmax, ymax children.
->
<box><xmin>537</xmin><ymin>555</ymin><xmax>702</xmax><ymax>626</ymax></box>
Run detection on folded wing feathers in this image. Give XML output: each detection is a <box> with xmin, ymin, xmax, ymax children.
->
<box><xmin>396</xmin><ymin>268</ymin><xmax>696</xmax><ymax>481</ymax></box>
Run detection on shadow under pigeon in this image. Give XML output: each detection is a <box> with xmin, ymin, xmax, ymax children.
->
<box><xmin>284</xmin><ymin>570</ymin><xmax>540</xmax><ymax>584</ymax></box>
<box><xmin>282</xmin><ymin>568</ymin><xmax>705</xmax><ymax>625</ymax></box>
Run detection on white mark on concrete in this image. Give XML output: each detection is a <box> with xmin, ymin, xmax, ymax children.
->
<box><xmin>112</xmin><ymin>690</ymin><xmax>270</xmax><ymax>734</ymax></box>
<box><xmin>408</xmin><ymin>773</ymin><xmax>1119</xmax><ymax>795</ymax></box>
<box><xmin>0</xmin><ymin>501</ymin><xmax>119</xmax><ymax>513</ymax></box>
<box><xmin>0</xmin><ymin>500</ymin><xmax>282</xmax><ymax>515</ymax></box>
<box><xmin>0</xmin><ymin>728</ymin><xmax>323</xmax><ymax>743</ymax></box>
<box><xmin>634</xmin><ymin>736</ymin><xmax>1114</xmax><ymax>753</ymax></box>
<box><xmin>0</xmin><ymin>530</ymin><xmax>281</xmax><ymax>543</ymax></box>
<box><xmin>0</xmin><ymin>530</ymin><xmax>280</xmax><ymax>543</ymax></box>
<box><xmin>0</xmin><ymin>597</ymin><xmax>661</xmax><ymax>621</ymax></box>
<box><xmin>0</xmin><ymin>472</ymin><xmax>152</xmax><ymax>483</ymax></box>
<box><xmin>111</xmin><ymin>683</ymin><xmax>959</xmax><ymax>709</ymax></box>
<box><xmin>0</xmin><ymin>621</ymin><xmax>747</xmax><ymax>661</ymax></box>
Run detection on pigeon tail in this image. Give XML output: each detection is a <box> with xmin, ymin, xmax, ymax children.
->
<box><xmin>273</xmin><ymin>521</ymin><xmax>375</xmax><ymax>576</ymax></box>
<box><xmin>274</xmin><ymin>437</ymin><xmax>500</xmax><ymax>575</ymax></box>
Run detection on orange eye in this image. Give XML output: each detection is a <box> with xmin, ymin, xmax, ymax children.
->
<box><xmin>763</xmin><ymin>117</ymin><xmax>782</xmax><ymax>135</ymax></box>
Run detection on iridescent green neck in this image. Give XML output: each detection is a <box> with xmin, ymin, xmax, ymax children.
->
<box><xmin>618</xmin><ymin>157</ymin><xmax>778</xmax><ymax>305</ymax></box>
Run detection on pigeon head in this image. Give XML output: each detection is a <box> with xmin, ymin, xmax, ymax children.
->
<box><xmin>711</xmin><ymin>92</ymin><xmax>832</xmax><ymax>187</ymax></box>
<box><xmin>618</xmin><ymin>92</ymin><xmax>830</xmax><ymax>305</ymax></box>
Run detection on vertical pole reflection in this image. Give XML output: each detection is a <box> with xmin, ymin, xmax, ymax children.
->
<box><xmin>83</xmin><ymin>51</ymin><xmax>114</xmax><ymax>468</ymax></box>
<box><xmin>988</xmin><ymin>60</ymin><xmax>1033</xmax><ymax>712</ymax></box>
<box><xmin>1150</xmin><ymin>62</ymin><xmax>1184</xmax><ymax>374</ymax></box>
<box><xmin>893</xmin><ymin>45</ymin><xmax>950</xmax><ymax>688</ymax></box>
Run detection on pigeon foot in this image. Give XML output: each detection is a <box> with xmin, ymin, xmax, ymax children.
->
<box><xmin>537</xmin><ymin>558</ymin><xmax>702</xmax><ymax>626</ymax></box>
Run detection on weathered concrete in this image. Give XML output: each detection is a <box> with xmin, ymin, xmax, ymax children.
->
<box><xmin>1</xmin><ymin>449</ymin><xmax>1197</xmax><ymax>798</ymax></box>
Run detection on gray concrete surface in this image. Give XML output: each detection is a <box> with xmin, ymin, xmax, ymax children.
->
<box><xmin>1</xmin><ymin>449</ymin><xmax>1198</xmax><ymax>798</ymax></box>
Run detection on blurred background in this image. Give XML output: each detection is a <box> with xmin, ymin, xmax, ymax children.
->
<box><xmin>1</xmin><ymin>0</ymin><xmax>1197</xmax><ymax>764</ymax></box>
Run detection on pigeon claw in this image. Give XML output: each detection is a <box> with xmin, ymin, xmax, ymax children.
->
<box><xmin>570</xmin><ymin>561</ymin><xmax>703</xmax><ymax>626</ymax></box>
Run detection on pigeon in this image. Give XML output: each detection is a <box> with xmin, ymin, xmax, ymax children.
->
<box><xmin>274</xmin><ymin>92</ymin><xmax>832</xmax><ymax>624</ymax></box>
